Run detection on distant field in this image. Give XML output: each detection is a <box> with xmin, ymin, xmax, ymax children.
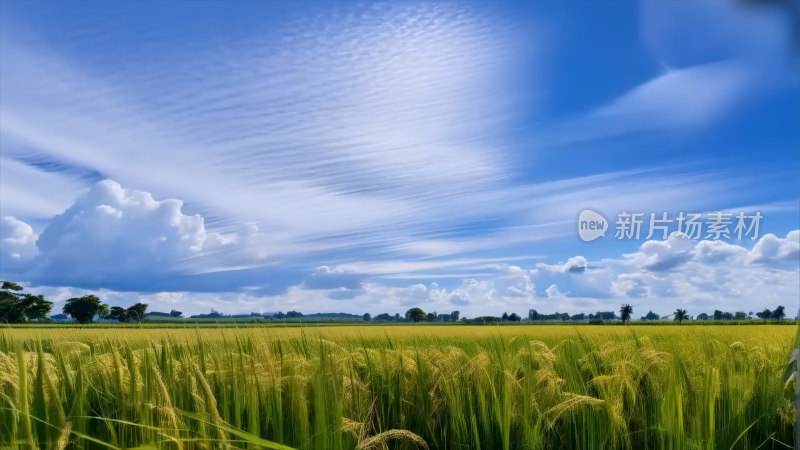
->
<box><xmin>6</xmin><ymin>318</ymin><xmax>797</xmax><ymax>328</ymax></box>
<box><xmin>1</xmin><ymin>325</ymin><xmax>796</xmax><ymax>449</ymax></box>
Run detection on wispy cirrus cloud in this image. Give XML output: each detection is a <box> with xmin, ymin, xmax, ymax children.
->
<box><xmin>0</xmin><ymin>157</ymin><xmax>89</xmax><ymax>219</ymax></box>
<box><xmin>0</xmin><ymin>4</ymin><xmax>524</xmax><ymax>256</ymax></box>
<box><xmin>2</xmin><ymin>3</ymin><xmax>760</xmax><ymax>271</ymax></box>
<box><xmin>1</xmin><ymin>1</ymin><xmax>797</xmax><ymax>315</ymax></box>
<box><xmin>538</xmin><ymin>61</ymin><xmax>754</xmax><ymax>147</ymax></box>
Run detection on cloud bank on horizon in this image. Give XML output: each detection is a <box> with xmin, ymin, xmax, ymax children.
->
<box><xmin>0</xmin><ymin>0</ymin><xmax>798</xmax><ymax>316</ymax></box>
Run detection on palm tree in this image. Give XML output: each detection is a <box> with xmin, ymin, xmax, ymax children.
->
<box><xmin>674</xmin><ymin>308</ymin><xmax>689</xmax><ymax>324</ymax></box>
<box><xmin>619</xmin><ymin>304</ymin><xmax>633</xmax><ymax>324</ymax></box>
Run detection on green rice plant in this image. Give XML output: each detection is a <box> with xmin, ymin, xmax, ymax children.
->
<box><xmin>0</xmin><ymin>325</ymin><xmax>795</xmax><ymax>449</ymax></box>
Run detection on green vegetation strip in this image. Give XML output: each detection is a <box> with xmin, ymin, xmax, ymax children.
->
<box><xmin>0</xmin><ymin>325</ymin><xmax>796</xmax><ymax>449</ymax></box>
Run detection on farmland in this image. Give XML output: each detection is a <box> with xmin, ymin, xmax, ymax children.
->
<box><xmin>1</xmin><ymin>325</ymin><xmax>796</xmax><ymax>449</ymax></box>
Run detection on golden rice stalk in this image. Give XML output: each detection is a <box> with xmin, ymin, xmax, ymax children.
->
<box><xmin>341</xmin><ymin>417</ymin><xmax>363</xmax><ymax>437</ymax></box>
<box><xmin>356</xmin><ymin>429</ymin><xmax>429</xmax><ymax>450</ymax></box>
<box><xmin>544</xmin><ymin>393</ymin><xmax>605</xmax><ymax>429</ymax></box>
<box><xmin>52</xmin><ymin>342</ymin><xmax>91</xmax><ymax>355</ymax></box>
<box><xmin>151</xmin><ymin>365</ymin><xmax>183</xmax><ymax>431</ymax></box>
<box><xmin>193</xmin><ymin>363</ymin><xmax>226</xmax><ymax>442</ymax></box>
<box><xmin>54</xmin><ymin>421</ymin><xmax>72</xmax><ymax>450</ymax></box>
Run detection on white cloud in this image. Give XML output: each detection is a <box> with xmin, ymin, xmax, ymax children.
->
<box><xmin>492</xmin><ymin>265</ymin><xmax>536</xmax><ymax>298</ymax></box>
<box><xmin>693</xmin><ymin>239</ymin><xmax>748</xmax><ymax>263</ymax></box>
<box><xmin>0</xmin><ymin>4</ymin><xmax>528</xmax><ymax>260</ymax></box>
<box><xmin>536</xmin><ymin>0</ymin><xmax>798</xmax><ymax>149</ymax></box>
<box><xmin>593</xmin><ymin>62</ymin><xmax>749</xmax><ymax>129</ymax></box>
<box><xmin>0</xmin><ymin>18</ymin><xmax>767</xmax><ymax>272</ymax></box>
<box><xmin>531</xmin><ymin>256</ymin><xmax>615</xmax><ymax>300</ymax></box>
<box><xmin>0</xmin><ymin>157</ymin><xmax>89</xmax><ymax>219</ymax></box>
<box><xmin>6</xmin><ymin>180</ymin><xmax>270</xmax><ymax>287</ymax></box>
<box><xmin>545</xmin><ymin>284</ymin><xmax>562</xmax><ymax>299</ymax></box>
<box><xmin>0</xmin><ymin>216</ymin><xmax>38</xmax><ymax>269</ymax></box>
<box><xmin>13</xmin><ymin>228</ymin><xmax>798</xmax><ymax>317</ymax></box>
<box><xmin>524</xmin><ymin>231</ymin><xmax>799</xmax><ymax>313</ymax></box>
<box><xmin>0</xmin><ymin>2</ymin><xmax>796</xmax><ymax>318</ymax></box>
<box><xmin>4</xmin><ymin>176</ymin><xmax>795</xmax><ymax>317</ymax></box>
<box><xmin>749</xmin><ymin>231</ymin><xmax>800</xmax><ymax>264</ymax></box>
<box><xmin>542</xmin><ymin>62</ymin><xmax>753</xmax><ymax>147</ymax></box>
<box><xmin>629</xmin><ymin>232</ymin><xmax>696</xmax><ymax>272</ymax></box>
<box><xmin>611</xmin><ymin>273</ymin><xmax>650</xmax><ymax>299</ymax></box>
<box><xmin>445</xmin><ymin>279</ymin><xmax>494</xmax><ymax>306</ymax></box>
<box><xmin>301</xmin><ymin>266</ymin><xmax>365</xmax><ymax>290</ymax></box>
<box><xmin>624</xmin><ymin>230</ymin><xmax>800</xmax><ymax>273</ymax></box>
<box><xmin>605</xmin><ymin>230</ymin><xmax>800</xmax><ymax>311</ymax></box>
<box><xmin>36</xmin><ymin>180</ymin><xmax>213</xmax><ymax>273</ymax></box>
<box><xmin>536</xmin><ymin>256</ymin><xmax>589</xmax><ymax>273</ymax></box>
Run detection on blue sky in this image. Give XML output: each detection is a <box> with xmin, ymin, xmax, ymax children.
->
<box><xmin>1</xmin><ymin>1</ymin><xmax>798</xmax><ymax>317</ymax></box>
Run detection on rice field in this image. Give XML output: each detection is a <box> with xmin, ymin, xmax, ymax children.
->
<box><xmin>0</xmin><ymin>325</ymin><xmax>796</xmax><ymax>449</ymax></box>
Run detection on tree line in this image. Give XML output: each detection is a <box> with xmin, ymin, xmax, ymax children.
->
<box><xmin>1</xmin><ymin>280</ymin><xmax>792</xmax><ymax>325</ymax></box>
<box><xmin>390</xmin><ymin>305</ymin><xmax>791</xmax><ymax>325</ymax></box>
<box><xmin>616</xmin><ymin>304</ymin><xmax>786</xmax><ymax>324</ymax></box>
<box><xmin>1</xmin><ymin>281</ymin><xmax>148</xmax><ymax>324</ymax></box>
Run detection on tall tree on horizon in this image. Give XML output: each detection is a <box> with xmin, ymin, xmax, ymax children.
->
<box><xmin>63</xmin><ymin>295</ymin><xmax>107</xmax><ymax>324</ymax></box>
<box><xmin>756</xmin><ymin>308</ymin><xmax>772</xmax><ymax>322</ymax></box>
<box><xmin>126</xmin><ymin>303</ymin><xmax>149</xmax><ymax>322</ymax></box>
<box><xmin>619</xmin><ymin>304</ymin><xmax>633</xmax><ymax>324</ymax></box>
<box><xmin>405</xmin><ymin>308</ymin><xmax>425</xmax><ymax>322</ymax></box>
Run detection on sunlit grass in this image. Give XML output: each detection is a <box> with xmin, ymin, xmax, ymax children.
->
<box><xmin>0</xmin><ymin>325</ymin><xmax>795</xmax><ymax>449</ymax></box>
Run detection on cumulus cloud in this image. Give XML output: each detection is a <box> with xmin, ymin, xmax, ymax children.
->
<box><xmin>626</xmin><ymin>230</ymin><xmax>799</xmax><ymax>273</ymax></box>
<box><xmin>445</xmin><ymin>279</ymin><xmax>494</xmax><ymax>306</ymax></box>
<box><xmin>536</xmin><ymin>256</ymin><xmax>589</xmax><ymax>273</ymax></box>
<box><xmin>545</xmin><ymin>284</ymin><xmax>562</xmax><ymax>299</ymax></box>
<box><xmin>530</xmin><ymin>255</ymin><xmax>618</xmax><ymax>299</ymax></box>
<box><xmin>748</xmin><ymin>231</ymin><xmax>799</xmax><ymax>264</ymax></box>
<box><xmin>629</xmin><ymin>232</ymin><xmax>696</xmax><ymax>272</ymax></box>
<box><xmin>31</xmin><ymin>180</ymin><xmax>218</xmax><ymax>286</ymax></box>
<box><xmin>490</xmin><ymin>265</ymin><xmax>536</xmax><ymax>298</ymax></box>
<box><xmin>611</xmin><ymin>273</ymin><xmax>649</xmax><ymax>299</ymax></box>
<box><xmin>606</xmin><ymin>230</ymin><xmax>800</xmax><ymax>311</ymax></box>
<box><xmin>12</xmin><ymin>228</ymin><xmax>798</xmax><ymax>317</ymax></box>
<box><xmin>693</xmin><ymin>239</ymin><xmax>748</xmax><ymax>263</ymax></box>
<box><xmin>0</xmin><ymin>216</ymin><xmax>38</xmax><ymax>269</ymax></box>
<box><xmin>2</xmin><ymin>180</ymin><xmax>269</xmax><ymax>289</ymax></box>
<box><xmin>2</xmin><ymin>179</ymin><xmax>796</xmax><ymax>317</ymax></box>
<box><xmin>524</xmin><ymin>230</ymin><xmax>799</xmax><ymax>313</ymax></box>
